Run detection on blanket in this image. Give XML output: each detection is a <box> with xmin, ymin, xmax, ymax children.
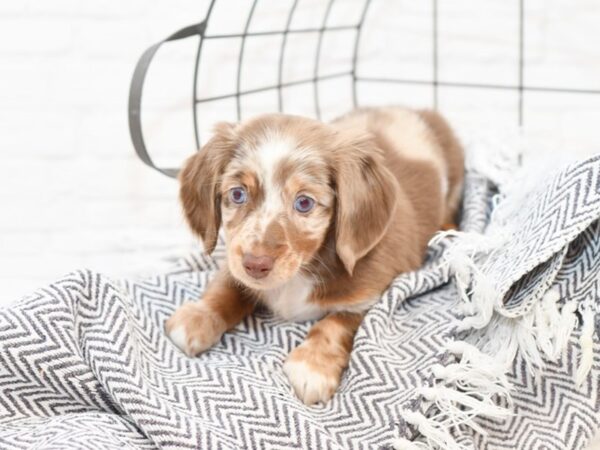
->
<box><xmin>1</xmin><ymin>153</ymin><xmax>599</xmax><ymax>450</ymax></box>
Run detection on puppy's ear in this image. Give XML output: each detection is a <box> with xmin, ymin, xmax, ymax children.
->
<box><xmin>179</xmin><ymin>122</ymin><xmax>237</xmax><ymax>254</ymax></box>
<box><xmin>333</xmin><ymin>133</ymin><xmax>398</xmax><ymax>275</ymax></box>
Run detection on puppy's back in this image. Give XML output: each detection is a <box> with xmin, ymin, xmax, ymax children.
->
<box><xmin>333</xmin><ymin>107</ymin><xmax>464</xmax><ymax>226</ymax></box>
<box><xmin>415</xmin><ymin>108</ymin><xmax>465</xmax><ymax>223</ymax></box>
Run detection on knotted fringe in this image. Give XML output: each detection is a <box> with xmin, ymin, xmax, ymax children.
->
<box><xmin>396</xmin><ymin>227</ymin><xmax>595</xmax><ymax>448</ymax></box>
<box><xmin>392</xmin><ymin>149</ymin><xmax>596</xmax><ymax>449</ymax></box>
<box><xmin>393</xmin><ymin>341</ymin><xmax>512</xmax><ymax>450</ymax></box>
<box><xmin>577</xmin><ymin>298</ymin><xmax>596</xmax><ymax>386</ymax></box>
<box><xmin>440</xmin><ymin>228</ymin><xmax>594</xmax><ymax>380</ymax></box>
<box><xmin>533</xmin><ymin>290</ymin><xmax>577</xmax><ymax>361</ymax></box>
<box><xmin>429</xmin><ymin>230</ymin><xmax>506</xmax><ymax>331</ymax></box>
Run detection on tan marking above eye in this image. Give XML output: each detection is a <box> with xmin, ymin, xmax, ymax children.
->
<box><xmin>282</xmin><ymin>177</ymin><xmax>334</xmax><ymax>210</ymax></box>
<box><xmin>221</xmin><ymin>166</ymin><xmax>266</xmax><ymax>208</ymax></box>
<box><xmin>222</xmin><ymin>162</ymin><xmax>261</xmax><ymax>188</ymax></box>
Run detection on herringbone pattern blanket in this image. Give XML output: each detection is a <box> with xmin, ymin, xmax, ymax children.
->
<box><xmin>1</xmin><ymin>155</ymin><xmax>599</xmax><ymax>449</ymax></box>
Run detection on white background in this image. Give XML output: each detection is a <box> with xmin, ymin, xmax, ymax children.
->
<box><xmin>0</xmin><ymin>1</ymin><xmax>599</xmax><ymax>446</ymax></box>
<box><xmin>1</xmin><ymin>0</ymin><xmax>599</xmax><ymax>304</ymax></box>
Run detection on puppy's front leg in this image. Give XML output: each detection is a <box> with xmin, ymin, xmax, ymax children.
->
<box><xmin>165</xmin><ymin>269</ymin><xmax>254</xmax><ymax>356</ymax></box>
<box><xmin>283</xmin><ymin>312</ymin><xmax>363</xmax><ymax>405</ymax></box>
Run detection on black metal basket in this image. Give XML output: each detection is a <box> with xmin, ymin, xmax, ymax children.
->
<box><xmin>128</xmin><ymin>0</ymin><xmax>600</xmax><ymax>178</ymax></box>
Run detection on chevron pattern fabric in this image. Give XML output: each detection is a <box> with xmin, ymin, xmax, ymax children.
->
<box><xmin>1</xmin><ymin>156</ymin><xmax>599</xmax><ymax>449</ymax></box>
<box><xmin>472</xmin><ymin>218</ymin><xmax>600</xmax><ymax>449</ymax></box>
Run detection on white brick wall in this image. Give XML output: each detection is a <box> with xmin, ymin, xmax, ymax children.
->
<box><xmin>1</xmin><ymin>0</ymin><xmax>599</xmax><ymax>306</ymax></box>
<box><xmin>0</xmin><ymin>0</ymin><xmax>212</xmax><ymax>302</ymax></box>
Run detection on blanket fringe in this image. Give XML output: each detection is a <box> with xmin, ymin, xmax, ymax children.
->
<box><xmin>408</xmin><ymin>226</ymin><xmax>597</xmax><ymax>449</ymax></box>
<box><xmin>406</xmin><ymin>153</ymin><xmax>598</xmax><ymax>448</ymax></box>
<box><xmin>576</xmin><ymin>299</ymin><xmax>595</xmax><ymax>386</ymax></box>
<box><xmin>396</xmin><ymin>341</ymin><xmax>511</xmax><ymax>450</ymax></box>
<box><xmin>434</xmin><ymin>229</ymin><xmax>593</xmax><ymax>381</ymax></box>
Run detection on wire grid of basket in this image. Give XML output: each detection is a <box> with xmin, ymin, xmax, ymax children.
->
<box><xmin>129</xmin><ymin>0</ymin><xmax>600</xmax><ymax>177</ymax></box>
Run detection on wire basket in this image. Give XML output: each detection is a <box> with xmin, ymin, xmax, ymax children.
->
<box><xmin>128</xmin><ymin>0</ymin><xmax>600</xmax><ymax>178</ymax></box>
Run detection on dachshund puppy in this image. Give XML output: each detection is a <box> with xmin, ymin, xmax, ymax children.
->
<box><xmin>166</xmin><ymin>107</ymin><xmax>464</xmax><ymax>405</ymax></box>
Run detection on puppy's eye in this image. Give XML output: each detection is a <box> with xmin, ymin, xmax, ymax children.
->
<box><xmin>294</xmin><ymin>195</ymin><xmax>315</xmax><ymax>213</ymax></box>
<box><xmin>229</xmin><ymin>187</ymin><xmax>247</xmax><ymax>204</ymax></box>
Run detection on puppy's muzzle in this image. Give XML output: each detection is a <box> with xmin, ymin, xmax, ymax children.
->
<box><xmin>242</xmin><ymin>254</ymin><xmax>274</xmax><ymax>279</ymax></box>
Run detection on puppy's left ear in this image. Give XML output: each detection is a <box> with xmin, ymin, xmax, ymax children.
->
<box><xmin>333</xmin><ymin>133</ymin><xmax>398</xmax><ymax>275</ymax></box>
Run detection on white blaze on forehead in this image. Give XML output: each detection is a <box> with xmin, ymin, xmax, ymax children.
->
<box><xmin>254</xmin><ymin>134</ymin><xmax>296</xmax><ymax>218</ymax></box>
<box><xmin>237</xmin><ymin>134</ymin><xmax>330</xmax><ymax>243</ymax></box>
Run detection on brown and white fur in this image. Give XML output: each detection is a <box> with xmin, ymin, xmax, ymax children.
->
<box><xmin>165</xmin><ymin>106</ymin><xmax>464</xmax><ymax>405</ymax></box>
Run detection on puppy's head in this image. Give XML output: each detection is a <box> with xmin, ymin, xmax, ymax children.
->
<box><xmin>180</xmin><ymin>114</ymin><xmax>397</xmax><ymax>290</ymax></box>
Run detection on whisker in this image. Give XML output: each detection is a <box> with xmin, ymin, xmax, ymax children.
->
<box><xmin>303</xmin><ymin>266</ymin><xmax>326</xmax><ymax>290</ymax></box>
<box><xmin>310</xmin><ymin>254</ymin><xmax>335</xmax><ymax>279</ymax></box>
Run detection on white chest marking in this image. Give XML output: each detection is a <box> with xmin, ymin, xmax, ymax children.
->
<box><xmin>262</xmin><ymin>275</ymin><xmax>323</xmax><ymax>321</ymax></box>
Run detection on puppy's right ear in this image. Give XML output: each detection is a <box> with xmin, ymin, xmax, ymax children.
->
<box><xmin>179</xmin><ymin>122</ymin><xmax>237</xmax><ymax>254</ymax></box>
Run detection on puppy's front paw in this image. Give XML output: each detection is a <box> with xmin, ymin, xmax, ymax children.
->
<box><xmin>283</xmin><ymin>345</ymin><xmax>342</xmax><ymax>405</ymax></box>
<box><xmin>165</xmin><ymin>302</ymin><xmax>226</xmax><ymax>356</ymax></box>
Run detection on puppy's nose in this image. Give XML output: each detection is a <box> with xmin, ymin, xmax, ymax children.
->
<box><xmin>242</xmin><ymin>254</ymin><xmax>274</xmax><ymax>279</ymax></box>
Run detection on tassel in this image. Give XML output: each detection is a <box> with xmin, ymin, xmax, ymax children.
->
<box><xmin>552</xmin><ymin>300</ymin><xmax>578</xmax><ymax>360</ymax></box>
<box><xmin>400</xmin><ymin>410</ymin><xmax>468</xmax><ymax>450</ymax></box>
<box><xmin>398</xmin><ymin>340</ymin><xmax>511</xmax><ymax>449</ymax></box>
<box><xmin>419</xmin><ymin>386</ymin><xmax>509</xmax><ymax>435</ymax></box>
<box><xmin>576</xmin><ymin>301</ymin><xmax>596</xmax><ymax>387</ymax></box>
<box><xmin>534</xmin><ymin>289</ymin><xmax>561</xmax><ymax>358</ymax></box>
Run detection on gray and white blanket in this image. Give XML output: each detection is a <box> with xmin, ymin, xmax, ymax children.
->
<box><xmin>1</xmin><ymin>153</ymin><xmax>599</xmax><ymax>449</ymax></box>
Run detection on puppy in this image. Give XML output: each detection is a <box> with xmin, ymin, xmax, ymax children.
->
<box><xmin>166</xmin><ymin>106</ymin><xmax>464</xmax><ymax>405</ymax></box>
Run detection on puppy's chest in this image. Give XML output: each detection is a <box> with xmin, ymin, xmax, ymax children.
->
<box><xmin>260</xmin><ymin>275</ymin><xmax>324</xmax><ymax>322</ymax></box>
